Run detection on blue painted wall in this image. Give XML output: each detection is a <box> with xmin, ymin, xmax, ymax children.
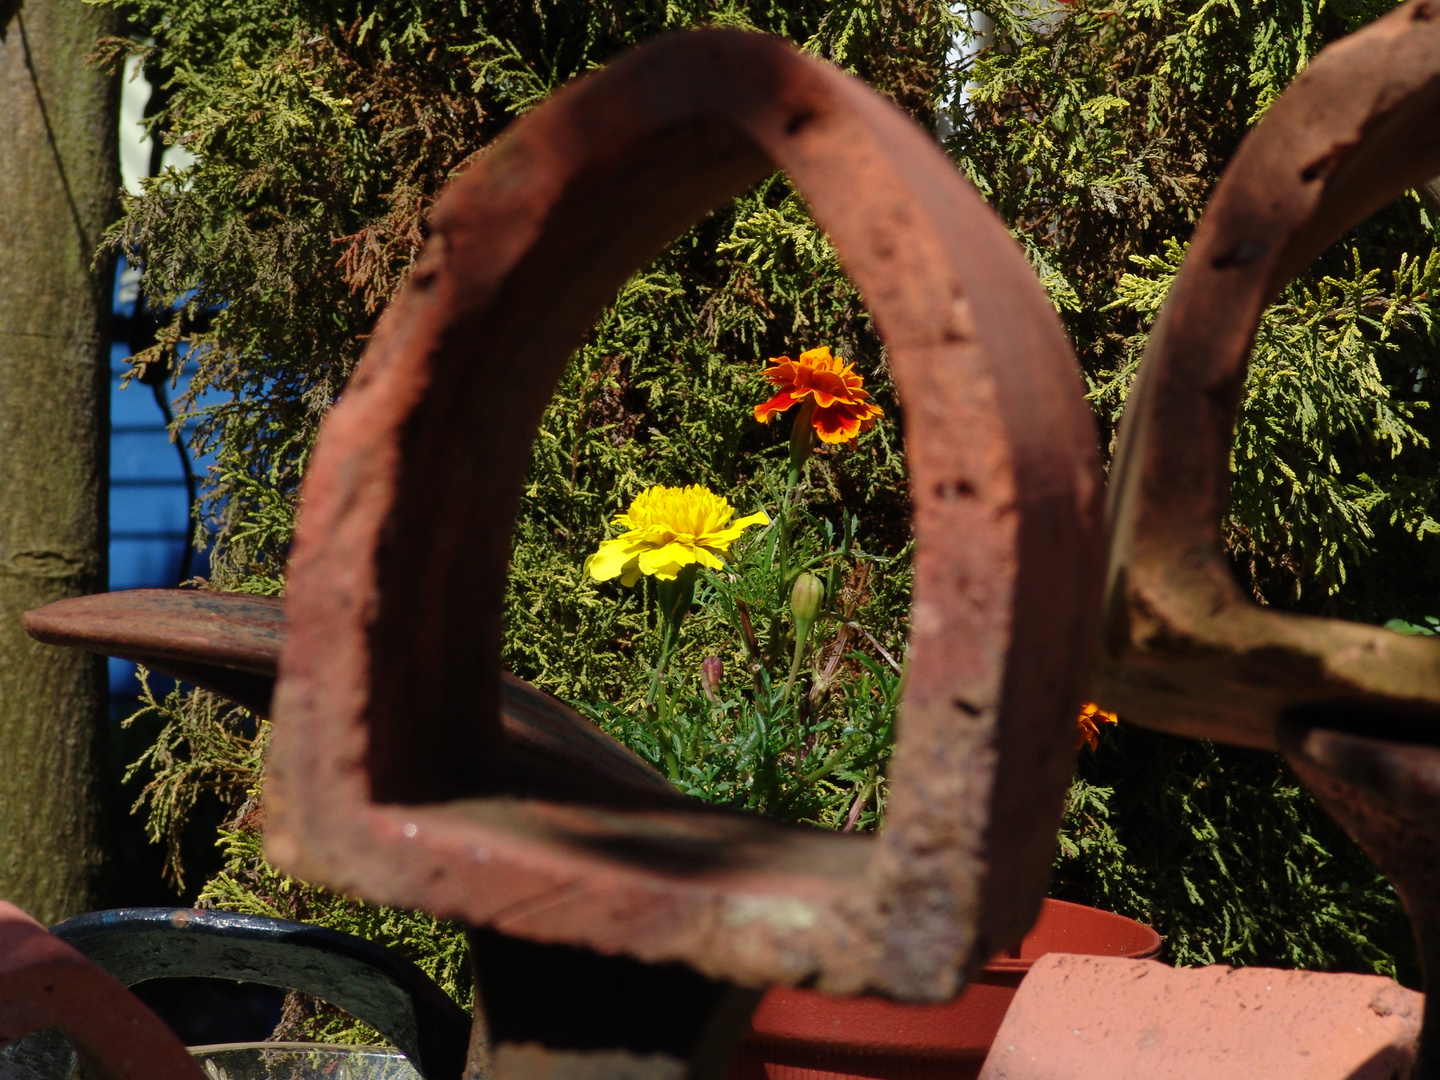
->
<box><xmin>108</xmin><ymin>259</ymin><xmax>217</xmax><ymax>714</ymax></box>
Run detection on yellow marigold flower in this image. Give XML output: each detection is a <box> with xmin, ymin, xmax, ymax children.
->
<box><xmin>753</xmin><ymin>345</ymin><xmax>884</xmax><ymax>446</ymax></box>
<box><xmin>584</xmin><ymin>484</ymin><xmax>769</xmax><ymax>587</ymax></box>
<box><xmin>1076</xmin><ymin>702</ymin><xmax>1119</xmax><ymax>751</ymax></box>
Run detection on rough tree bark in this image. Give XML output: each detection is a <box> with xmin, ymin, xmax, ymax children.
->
<box><xmin>0</xmin><ymin>0</ymin><xmax>117</xmax><ymax>923</ymax></box>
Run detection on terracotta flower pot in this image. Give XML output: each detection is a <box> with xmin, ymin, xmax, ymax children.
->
<box><xmin>725</xmin><ymin>898</ymin><xmax>1161</xmax><ymax>1080</ymax></box>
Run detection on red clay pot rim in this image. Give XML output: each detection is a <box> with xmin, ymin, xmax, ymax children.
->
<box><xmin>982</xmin><ymin>897</ymin><xmax>1161</xmax><ymax>971</ymax></box>
<box><xmin>743</xmin><ymin>898</ymin><xmax>1162</xmax><ymax>1054</ymax></box>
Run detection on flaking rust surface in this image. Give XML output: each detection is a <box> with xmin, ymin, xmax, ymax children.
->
<box><xmin>1098</xmin><ymin>0</ymin><xmax>1440</xmax><ymax>750</ymax></box>
<box><xmin>1090</xmin><ymin>5</ymin><xmax>1440</xmax><ymax>1075</ymax></box>
<box><xmin>264</xmin><ymin>28</ymin><xmax>1104</xmax><ymax>1000</ymax></box>
<box><xmin>22</xmin><ymin>589</ymin><xmax>677</xmax><ymax>802</ymax></box>
<box><xmin>23</xmin><ymin>589</ymin><xmax>284</xmax><ymax>714</ymax></box>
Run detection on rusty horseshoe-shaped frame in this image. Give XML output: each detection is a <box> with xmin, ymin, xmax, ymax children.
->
<box><xmin>1100</xmin><ymin>0</ymin><xmax>1440</xmax><ymax>750</ymax></box>
<box><xmin>265</xmin><ymin>28</ymin><xmax>1104</xmax><ymax>1002</ymax></box>
<box><xmin>1094</xmin><ymin>4</ymin><xmax>1440</xmax><ymax>1069</ymax></box>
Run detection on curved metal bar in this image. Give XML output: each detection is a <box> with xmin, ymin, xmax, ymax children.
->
<box><xmin>1100</xmin><ymin>0</ymin><xmax>1440</xmax><ymax>749</ymax></box>
<box><xmin>15</xmin><ymin>908</ymin><xmax>471</xmax><ymax>1080</ymax></box>
<box><xmin>1095</xmin><ymin>6</ymin><xmax>1440</xmax><ymax>1070</ymax></box>
<box><xmin>24</xmin><ymin>590</ymin><xmax>283</xmax><ymax>714</ymax></box>
<box><xmin>0</xmin><ymin>902</ymin><xmax>207</xmax><ymax>1080</ymax></box>
<box><xmin>265</xmin><ymin>27</ymin><xmax>1104</xmax><ymax>1001</ymax></box>
<box><xmin>23</xmin><ymin>589</ymin><xmax>675</xmax><ymax>801</ymax></box>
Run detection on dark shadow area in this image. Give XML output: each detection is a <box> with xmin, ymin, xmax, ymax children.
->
<box><xmin>130</xmin><ymin>978</ymin><xmax>283</xmax><ymax>1045</ymax></box>
<box><xmin>472</xmin><ymin>925</ymin><xmax>750</xmax><ymax>1056</ymax></box>
<box><xmin>1283</xmin><ymin>702</ymin><xmax>1440</xmax><ymax>748</ymax></box>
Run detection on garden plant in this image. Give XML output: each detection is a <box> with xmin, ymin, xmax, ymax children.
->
<box><xmin>576</xmin><ymin>343</ymin><xmax>895</xmax><ymax>829</ymax></box>
<box><xmin>98</xmin><ymin>0</ymin><xmax>1440</xmax><ymax>1034</ymax></box>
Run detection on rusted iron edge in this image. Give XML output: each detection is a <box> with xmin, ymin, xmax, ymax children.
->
<box><xmin>1100</xmin><ymin>0</ymin><xmax>1440</xmax><ymax>749</ymax></box>
<box><xmin>0</xmin><ymin>901</ymin><xmax>208</xmax><ymax>1080</ymax></box>
<box><xmin>23</xmin><ymin>589</ymin><xmax>677</xmax><ymax>802</ymax></box>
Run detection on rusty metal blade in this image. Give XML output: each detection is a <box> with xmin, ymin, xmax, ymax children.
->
<box><xmin>23</xmin><ymin>589</ymin><xmax>676</xmax><ymax>803</ymax></box>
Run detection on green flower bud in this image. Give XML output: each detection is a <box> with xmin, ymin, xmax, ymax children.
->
<box><xmin>790</xmin><ymin>572</ymin><xmax>824</xmax><ymax>626</ymax></box>
<box><xmin>783</xmin><ymin>573</ymin><xmax>825</xmax><ymax>703</ymax></box>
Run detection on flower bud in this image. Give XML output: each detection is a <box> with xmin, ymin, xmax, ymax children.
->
<box><xmin>790</xmin><ymin>572</ymin><xmax>824</xmax><ymax>626</ymax></box>
<box><xmin>701</xmin><ymin>656</ymin><xmax>723</xmax><ymax>702</ymax></box>
<box><xmin>782</xmin><ymin>573</ymin><xmax>825</xmax><ymax>703</ymax></box>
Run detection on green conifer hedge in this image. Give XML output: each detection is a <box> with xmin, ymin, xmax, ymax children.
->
<box><xmin>100</xmin><ymin>0</ymin><xmax>1438</xmax><ymax>1030</ymax></box>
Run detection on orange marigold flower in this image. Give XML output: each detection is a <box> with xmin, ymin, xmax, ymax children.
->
<box><xmin>753</xmin><ymin>345</ymin><xmax>884</xmax><ymax>446</ymax></box>
<box><xmin>1076</xmin><ymin>702</ymin><xmax>1118</xmax><ymax>751</ymax></box>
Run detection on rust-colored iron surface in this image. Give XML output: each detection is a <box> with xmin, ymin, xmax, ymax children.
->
<box><xmin>0</xmin><ymin>901</ymin><xmax>208</xmax><ymax>1080</ymax></box>
<box><xmin>1094</xmin><ymin>7</ymin><xmax>1440</xmax><ymax>1069</ymax></box>
<box><xmin>1099</xmin><ymin>0</ymin><xmax>1440</xmax><ymax>750</ymax></box>
<box><xmin>22</xmin><ymin>589</ymin><xmax>674</xmax><ymax>802</ymax></box>
<box><xmin>266</xmin><ymin>28</ymin><xmax>1104</xmax><ymax>1000</ymax></box>
<box><xmin>977</xmin><ymin>953</ymin><xmax>1421</xmax><ymax>1080</ymax></box>
<box><xmin>1284</xmin><ymin>721</ymin><xmax>1440</xmax><ymax>835</ymax></box>
<box><xmin>24</xmin><ymin>589</ymin><xmax>283</xmax><ymax>714</ymax></box>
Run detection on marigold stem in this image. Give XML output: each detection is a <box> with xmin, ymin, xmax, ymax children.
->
<box><xmin>778</xmin><ymin>401</ymin><xmax>816</xmax><ymax>591</ymax></box>
<box><xmin>647</xmin><ymin>619</ymin><xmax>677</xmax><ymax>709</ymax></box>
<box><xmin>781</xmin><ymin>629</ymin><xmax>807</xmax><ymax>703</ymax></box>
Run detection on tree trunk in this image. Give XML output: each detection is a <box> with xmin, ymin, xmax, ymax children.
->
<box><xmin>0</xmin><ymin>0</ymin><xmax>117</xmax><ymax>923</ymax></box>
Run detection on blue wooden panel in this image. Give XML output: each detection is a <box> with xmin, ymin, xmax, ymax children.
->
<box><xmin>111</xmin><ymin>483</ymin><xmax>189</xmax><ymax>537</ymax></box>
<box><xmin>108</xmin><ymin>258</ymin><xmax>217</xmax><ymax>705</ymax></box>
<box><xmin>111</xmin><ymin>431</ymin><xmax>186</xmax><ymax>483</ymax></box>
<box><xmin>108</xmin><ymin>537</ymin><xmax>186</xmax><ymax>594</ymax></box>
<box><xmin>109</xmin><ymin>656</ymin><xmax>141</xmax><ymax>700</ymax></box>
<box><xmin>109</xmin><ymin>346</ymin><xmax>162</xmax><ymax>427</ymax></box>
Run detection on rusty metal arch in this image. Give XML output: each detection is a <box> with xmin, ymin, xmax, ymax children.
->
<box><xmin>1099</xmin><ymin>0</ymin><xmax>1440</xmax><ymax>750</ymax></box>
<box><xmin>264</xmin><ymin>28</ymin><xmax>1103</xmax><ymax>1000</ymax></box>
<box><xmin>1098</xmin><ymin>5</ymin><xmax>1440</xmax><ymax>1069</ymax></box>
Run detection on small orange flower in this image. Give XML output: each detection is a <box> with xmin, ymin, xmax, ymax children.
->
<box><xmin>753</xmin><ymin>346</ymin><xmax>884</xmax><ymax>446</ymax></box>
<box><xmin>1077</xmin><ymin>703</ymin><xmax>1118</xmax><ymax>751</ymax></box>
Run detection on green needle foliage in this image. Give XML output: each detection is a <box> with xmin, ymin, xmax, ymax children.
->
<box><xmin>1055</xmin><ymin>728</ymin><xmax>1415</xmax><ymax>979</ymax></box>
<box><xmin>100</xmin><ymin>0</ymin><xmax>1437</xmax><ymax>1029</ymax></box>
<box><xmin>1107</xmin><ymin>241</ymin><xmax>1440</xmax><ymax>603</ymax></box>
<box><xmin>955</xmin><ymin>0</ymin><xmax>1440</xmax><ymax>617</ymax></box>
